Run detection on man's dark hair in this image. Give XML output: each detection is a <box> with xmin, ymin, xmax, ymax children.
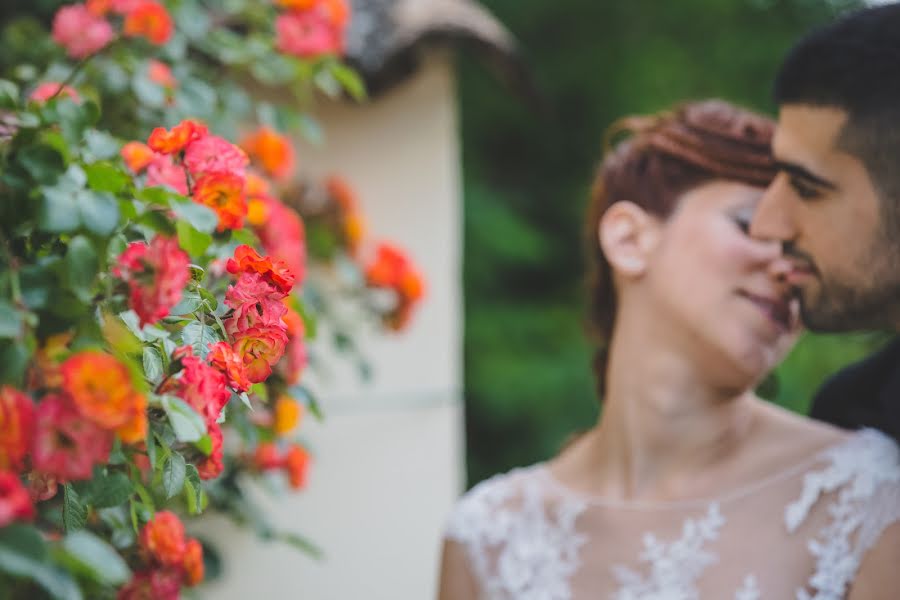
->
<box><xmin>775</xmin><ymin>3</ymin><xmax>900</xmax><ymax>216</ymax></box>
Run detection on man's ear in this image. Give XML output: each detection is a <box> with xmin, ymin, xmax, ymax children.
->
<box><xmin>597</xmin><ymin>201</ymin><xmax>660</xmax><ymax>278</ymax></box>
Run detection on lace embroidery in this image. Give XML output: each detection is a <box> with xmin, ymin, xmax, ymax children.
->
<box><xmin>445</xmin><ymin>468</ymin><xmax>588</xmax><ymax>600</ymax></box>
<box><xmin>734</xmin><ymin>575</ymin><xmax>760</xmax><ymax>600</ymax></box>
<box><xmin>444</xmin><ymin>430</ymin><xmax>900</xmax><ymax>600</ymax></box>
<box><xmin>611</xmin><ymin>503</ymin><xmax>734</xmax><ymax>600</ymax></box>
<box><xmin>784</xmin><ymin>429</ymin><xmax>900</xmax><ymax>600</ymax></box>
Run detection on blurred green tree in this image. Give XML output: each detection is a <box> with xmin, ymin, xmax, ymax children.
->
<box><xmin>460</xmin><ymin>0</ymin><xmax>884</xmax><ymax>485</ymax></box>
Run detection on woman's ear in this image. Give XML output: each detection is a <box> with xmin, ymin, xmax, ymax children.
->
<box><xmin>597</xmin><ymin>201</ymin><xmax>660</xmax><ymax>278</ymax></box>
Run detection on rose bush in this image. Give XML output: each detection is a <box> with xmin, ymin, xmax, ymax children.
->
<box><xmin>0</xmin><ymin>1</ymin><xmax>425</xmax><ymax>597</ymax></box>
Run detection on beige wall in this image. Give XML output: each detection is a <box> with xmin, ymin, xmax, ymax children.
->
<box><xmin>196</xmin><ymin>54</ymin><xmax>464</xmax><ymax>599</ymax></box>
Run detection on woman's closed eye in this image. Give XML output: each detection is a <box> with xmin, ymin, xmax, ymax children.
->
<box><xmin>731</xmin><ymin>207</ymin><xmax>755</xmax><ymax>235</ymax></box>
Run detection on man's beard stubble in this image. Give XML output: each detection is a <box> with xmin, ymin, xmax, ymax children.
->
<box><xmin>795</xmin><ymin>232</ymin><xmax>900</xmax><ymax>332</ymax></box>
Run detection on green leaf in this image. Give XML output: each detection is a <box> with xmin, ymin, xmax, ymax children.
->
<box><xmin>330</xmin><ymin>62</ymin><xmax>367</xmax><ymax>102</ymax></box>
<box><xmin>174</xmin><ymin>2</ymin><xmax>211</xmax><ymax>39</ymax></box>
<box><xmin>193</xmin><ymin>434</ymin><xmax>212</xmax><ymax>456</ymax></box>
<box><xmin>297</xmin><ymin>114</ymin><xmax>323</xmax><ymax>145</ymax></box>
<box><xmin>294</xmin><ymin>296</ymin><xmax>317</xmax><ymax>340</ymax></box>
<box><xmin>162</xmin><ymin>451</ymin><xmax>186</xmax><ymax>499</ymax></box>
<box><xmin>0</xmin><ymin>339</ymin><xmax>32</xmax><ymax>386</ymax></box>
<box><xmin>0</xmin><ymin>546</ymin><xmax>82</xmax><ymax>600</ymax></box>
<box><xmin>181</xmin><ymin>320</ymin><xmax>220</xmax><ymax>358</ymax></box>
<box><xmin>183</xmin><ymin>478</ymin><xmax>198</xmax><ymax>515</ymax></box>
<box><xmin>86</xmin><ymin>471</ymin><xmax>133</xmax><ymax>509</ymax></box>
<box><xmin>137</xmin><ymin>186</ymin><xmax>182</xmax><ymax>206</ymax></box>
<box><xmin>184</xmin><ymin>464</ymin><xmax>203</xmax><ymax>515</ymax></box>
<box><xmin>198</xmin><ymin>287</ymin><xmax>218</xmax><ymax>311</ymax></box>
<box><xmin>313</xmin><ymin>68</ymin><xmax>342</xmax><ymax>99</ymax></box>
<box><xmin>60</xmin><ymin>530</ymin><xmax>131</xmax><ymax>586</ymax></box>
<box><xmin>131</xmin><ymin>73</ymin><xmax>167</xmax><ymax>108</ymax></box>
<box><xmin>62</xmin><ymin>484</ymin><xmax>87</xmax><ymax>533</ymax></box>
<box><xmin>176</xmin><ymin>220</ymin><xmax>213</xmax><ymax>257</ymax></box>
<box><xmin>142</xmin><ymin>346</ymin><xmax>164</xmax><ymax>386</ymax></box>
<box><xmin>85</xmin><ymin>162</ymin><xmax>130</xmax><ymax>193</ymax></box>
<box><xmin>138</xmin><ymin>209</ymin><xmax>177</xmax><ymax>235</ymax></box>
<box><xmin>84</xmin><ymin>130</ymin><xmax>120</xmax><ymax>160</ymax></box>
<box><xmin>0</xmin><ymin>79</ymin><xmax>19</xmax><ymax>108</ymax></box>
<box><xmin>64</xmin><ymin>235</ymin><xmax>99</xmax><ymax>303</ymax></box>
<box><xmin>275</xmin><ymin>531</ymin><xmax>323</xmax><ymax>559</ymax></box>
<box><xmin>78</xmin><ymin>190</ymin><xmax>120</xmax><ymax>235</ymax></box>
<box><xmin>0</xmin><ymin>300</ymin><xmax>23</xmax><ymax>339</ymax></box>
<box><xmin>20</xmin><ymin>261</ymin><xmax>57</xmax><ymax>310</ymax></box>
<box><xmin>0</xmin><ymin>524</ymin><xmax>47</xmax><ymax>561</ymax></box>
<box><xmin>291</xmin><ymin>385</ymin><xmax>324</xmax><ymax>421</ymax></box>
<box><xmin>171</xmin><ymin>200</ymin><xmax>218</xmax><ymax>234</ymax></box>
<box><xmin>161</xmin><ymin>395</ymin><xmax>207</xmax><ymax>442</ymax></box>
<box><xmin>146</xmin><ymin>429</ymin><xmax>158</xmax><ymax>470</ymax></box>
<box><xmin>97</xmin><ymin>506</ymin><xmax>135</xmax><ymax>549</ymax></box>
<box><xmin>17</xmin><ymin>144</ymin><xmax>66</xmax><ymax>184</ymax></box>
<box><xmin>169</xmin><ymin>290</ymin><xmax>202</xmax><ymax>316</ymax></box>
<box><xmin>55</xmin><ymin>98</ymin><xmax>91</xmax><ymax>146</ymax></box>
<box><xmin>39</xmin><ymin>177</ymin><xmax>82</xmax><ymax>233</ymax></box>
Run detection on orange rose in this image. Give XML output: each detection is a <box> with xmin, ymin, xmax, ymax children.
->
<box><xmin>244</xmin><ymin>171</ymin><xmax>271</xmax><ymax>197</ymax></box>
<box><xmin>253</xmin><ymin>442</ymin><xmax>282</xmax><ymax>471</ymax></box>
<box><xmin>274</xmin><ymin>0</ymin><xmax>317</xmax><ymax>8</ymax></box>
<box><xmin>226</xmin><ymin>245</ymin><xmax>295</xmax><ymax>295</ymax></box>
<box><xmin>239</xmin><ymin>127</ymin><xmax>296</xmax><ymax>180</ymax></box>
<box><xmin>0</xmin><ymin>387</ymin><xmax>34</xmax><ymax>471</ymax></box>
<box><xmin>207</xmin><ymin>342</ymin><xmax>251</xmax><ymax>392</ymax></box>
<box><xmin>147</xmin><ymin>59</ymin><xmax>177</xmax><ymax>89</ymax></box>
<box><xmin>121</xmin><ymin>141</ymin><xmax>156</xmax><ymax>174</ymax></box>
<box><xmin>147</xmin><ymin>120</ymin><xmax>207</xmax><ymax>155</ymax></box>
<box><xmin>60</xmin><ymin>351</ymin><xmax>143</xmax><ymax>432</ymax></box>
<box><xmin>399</xmin><ymin>269</ymin><xmax>424</xmax><ymax>302</ymax></box>
<box><xmin>123</xmin><ymin>1</ymin><xmax>174</xmax><ymax>45</ymax></box>
<box><xmin>283</xmin><ymin>444</ymin><xmax>310</xmax><ymax>489</ymax></box>
<box><xmin>246</xmin><ymin>198</ymin><xmax>270</xmax><ymax>227</ymax></box>
<box><xmin>192</xmin><ymin>172</ymin><xmax>247</xmax><ymax>231</ymax></box>
<box><xmin>140</xmin><ymin>511</ymin><xmax>187</xmax><ymax>567</ymax></box>
<box><xmin>114</xmin><ymin>392</ymin><xmax>147</xmax><ymax>444</ymax></box>
<box><xmin>85</xmin><ymin>0</ymin><xmax>113</xmax><ymax>15</ymax></box>
<box><xmin>182</xmin><ymin>538</ymin><xmax>204</xmax><ymax>586</ymax></box>
<box><xmin>233</xmin><ymin>324</ymin><xmax>288</xmax><ymax>383</ymax></box>
<box><xmin>321</xmin><ymin>0</ymin><xmax>350</xmax><ymax>28</ymax></box>
<box><xmin>273</xmin><ymin>396</ymin><xmax>303</xmax><ymax>436</ymax></box>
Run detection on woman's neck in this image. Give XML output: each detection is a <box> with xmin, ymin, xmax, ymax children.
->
<box><xmin>580</xmin><ymin>317</ymin><xmax>760</xmax><ymax>502</ymax></box>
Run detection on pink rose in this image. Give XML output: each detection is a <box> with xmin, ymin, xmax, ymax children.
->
<box><xmin>52</xmin><ymin>4</ymin><xmax>114</xmax><ymax>59</ymax></box>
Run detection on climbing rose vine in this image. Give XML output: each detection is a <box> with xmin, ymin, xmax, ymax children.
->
<box><xmin>0</xmin><ymin>0</ymin><xmax>425</xmax><ymax>597</ymax></box>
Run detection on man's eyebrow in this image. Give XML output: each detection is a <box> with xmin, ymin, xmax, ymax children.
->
<box><xmin>774</xmin><ymin>160</ymin><xmax>838</xmax><ymax>190</ymax></box>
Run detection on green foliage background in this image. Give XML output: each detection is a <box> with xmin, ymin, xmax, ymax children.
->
<box><xmin>459</xmin><ymin>0</ymin><xmax>888</xmax><ymax>485</ymax></box>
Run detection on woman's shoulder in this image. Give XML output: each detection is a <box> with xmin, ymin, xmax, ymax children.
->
<box><xmin>782</xmin><ymin>427</ymin><xmax>900</xmax><ymax>596</ymax></box>
<box><xmin>785</xmin><ymin>427</ymin><xmax>900</xmax><ymax>530</ymax></box>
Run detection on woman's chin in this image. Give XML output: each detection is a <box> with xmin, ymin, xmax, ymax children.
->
<box><xmin>704</xmin><ymin>339</ymin><xmax>785</xmax><ymax>391</ymax></box>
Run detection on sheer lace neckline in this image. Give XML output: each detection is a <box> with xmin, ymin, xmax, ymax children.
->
<box><xmin>534</xmin><ymin>431</ymin><xmax>858</xmax><ymax>511</ymax></box>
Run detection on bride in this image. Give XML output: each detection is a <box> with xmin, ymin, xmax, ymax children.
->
<box><xmin>438</xmin><ymin>100</ymin><xmax>900</xmax><ymax>599</ymax></box>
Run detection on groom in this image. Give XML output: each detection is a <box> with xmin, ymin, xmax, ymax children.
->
<box><xmin>751</xmin><ymin>3</ymin><xmax>900</xmax><ymax>443</ymax></box>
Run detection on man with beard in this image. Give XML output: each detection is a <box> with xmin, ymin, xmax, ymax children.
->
<box><xmin>752</xmin><ymin>3</ymin><xmax>900</xmax><ymax>443</ymax></box>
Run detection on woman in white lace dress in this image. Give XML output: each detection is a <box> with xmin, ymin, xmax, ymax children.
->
<box><xmin>438</xmin><ymin>100</ymin><xmax>900</xmax><ymax>600</ymax></box>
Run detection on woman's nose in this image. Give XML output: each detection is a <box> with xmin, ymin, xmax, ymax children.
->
<box><xmin>767</xmin><ymin>252</ymin><xmax>793</xmax><ymax>283</ymax></box>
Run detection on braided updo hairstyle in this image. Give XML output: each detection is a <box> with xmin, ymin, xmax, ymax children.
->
<box><xmin>585</xmin><ymin>100</ymin><xmax>778</xmax><ymax>399</ymax></box>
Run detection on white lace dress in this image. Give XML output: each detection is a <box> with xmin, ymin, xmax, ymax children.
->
<box><xmin>444</xmin><ymin>429</ymin><xmax>900</xmax><ymax>599</ymax></box>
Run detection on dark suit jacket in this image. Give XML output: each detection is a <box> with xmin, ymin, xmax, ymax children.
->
<box><xmin>810</xmin><ymin>338</ymin><xmax>900</xmax><ymax>445</ymax></box>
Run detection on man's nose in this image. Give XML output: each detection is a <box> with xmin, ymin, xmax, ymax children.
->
<box><xmin>751</xmin><ymin>174</ymin><xmax>796</xmax><ymax>242</ymax></box>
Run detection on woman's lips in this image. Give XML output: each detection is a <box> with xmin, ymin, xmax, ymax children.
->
<box><xmin>739</xmin><ymin>291</ymin><xmax>796</xmax><ymax>333</ymax></box>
